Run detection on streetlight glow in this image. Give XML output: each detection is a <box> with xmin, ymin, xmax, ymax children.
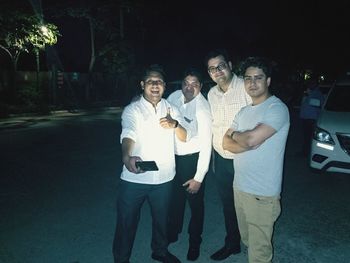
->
<box><xmin>40</xmin><ymin>25</ymin><xmax>48</xmax><ymax>36</ymax></box>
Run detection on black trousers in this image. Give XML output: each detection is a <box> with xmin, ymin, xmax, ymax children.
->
<box><xmin>168</xmin><ymin>153</ymin><xmax>205</xmax><ymax>248</ymax></box>
<box><xmin>213</xmin><ymin>151</ymin><xmax>241</xmax><ymax>248</ymax></box>
<box><xmin>112</xmin><ymin>179</ymin><xmax>172</xmax><ymax>263</ymax></box>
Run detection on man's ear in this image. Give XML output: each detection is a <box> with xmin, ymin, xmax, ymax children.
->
<box><xmin>140</xmin><ymin>81</ymin><xmax>144</xmax><ymax>89</ymax></box>
<box><xmin>267</xmin><ymin>77</ymin><xmax>271</xmax><ymax>88</ymax></box>
<box><xmin>228</xmin><ymin>61</ymin><xmax>233</xmax><ymax>71</ymax></box>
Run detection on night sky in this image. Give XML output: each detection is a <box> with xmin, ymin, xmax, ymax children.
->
<box><xmin>138</xmin><ymin>0</ymin><xmax>350</xmax><ymax>79</ymax></box>
<box><xmin>1</xmin><ymin>0</ymin><xmax>349</xmax><ymax>81</ymax></box>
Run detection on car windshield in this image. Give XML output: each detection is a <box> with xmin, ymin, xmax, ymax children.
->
<box><xmin>324</xmin><ymin>85</ymin><xmax>350</xmax><ymax>112</ymax></box>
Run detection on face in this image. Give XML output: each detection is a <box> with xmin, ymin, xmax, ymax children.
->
<box><xmin>243</xmin><ymin>66</ymin><xmax>271</xmax><ymax>100</ymax></box>
<box><xmin>182</xmin><ymin>75</ymin><xmax>202</xmax><ymax>103</ymax></box>
<box><xmin>207</xmin><ymin>55</ymin><xmax>233</xmax><ymax>85</ymax></box>
<box><xmin>140</xmin><ymin>71</ymin><xmax>165</xmax><ymax>105</ymax></box>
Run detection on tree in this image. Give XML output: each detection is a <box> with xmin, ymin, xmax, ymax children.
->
<box><xmin>0</xmin><ymin>12</ymin><xmax>33</xmax><ymax>72</ymax></box>
<box><xmin>0</xmin><ymin>12</ymin><xmax>59</xmax><ymax>70</ymax></box>
<box><xmin>0</xmin><ymin>11</ymin><xmax>60</xmax><ymax>102</ymax></box>
<box><xmin>26</xmin><ymin>21</ymin><xmax>59</xmax><ymax>93</ymax></box>
<box><xmin>50</xmin><ymin>0</ymin><xmax>145</xmax><ymax>103</ymax></box>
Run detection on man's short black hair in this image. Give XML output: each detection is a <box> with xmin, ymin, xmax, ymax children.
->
<box><xmin>240</xmin><ymin>57</ymin><xmax>273</xmax><ymax>78</ymax></box>
<box><xmin>182</xmin><ymin>67</ymin><xmax>203</xmax><ymax>84</ymax></box>
<box><xmin>142</xmin><ymin>64</ymin><xmax>166</xmax><ymax>82</ymax></box>
<box><xmin>204</xmin><ymin>48</ymin><xmax>230</xmax><ymax>66</ymax></box>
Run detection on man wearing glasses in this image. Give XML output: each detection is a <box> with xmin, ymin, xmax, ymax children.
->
<box><xmin>113</xmin><ymin>65</ymin><xmax>188</xmax><ymax>263</ymax></box>
<box><xmin>205</xmin><ymin>49</ymin><xmax>251</xmax><ymax>261</ymax></box>
<box><xmin>222</xmin><ymin>57</ymin><xmax>290</xmax><ymax>263</ymax></box>
<box><xmin>167</xmin><ymin>68</ymin><xmax>212</xmax><ymax>261</ymax></box>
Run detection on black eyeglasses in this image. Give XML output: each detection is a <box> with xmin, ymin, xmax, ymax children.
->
<box><xmin>208</xmin><ymin>62</ymin><xmax>228</xmax><ymax>74</ymax></box>
<box><xmin>145</xmin><ymin>79</ymin><xmax>165</xmax><ymax>86</ymax></box>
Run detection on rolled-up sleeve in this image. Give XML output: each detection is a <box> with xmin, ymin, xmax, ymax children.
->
<box><xmin>120</xmin><ymin>105</ymin><xmax>137</xmax><ymax>143</ymax></box>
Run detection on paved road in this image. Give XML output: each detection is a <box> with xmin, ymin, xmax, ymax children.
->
<box><xmin>0</xmin><ymin>108</ymin><xmax>349</xmax><ymax>263</ymax></box>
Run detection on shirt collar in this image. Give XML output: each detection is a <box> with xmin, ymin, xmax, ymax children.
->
<box><xmin>140</xmin><ymin>95</ymin><xmax>162</xmax><ymax>110</ymax></box>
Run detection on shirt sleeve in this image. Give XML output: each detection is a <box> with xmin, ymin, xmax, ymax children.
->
<box><xmin>120</xmin><ymin>104</ymin><xmax>138</xmax><ymax>143</ymax></box>
<box><xmin>170</xmin><ymin>102</ymin><xmax>192</xmax><ymax>141</ymax></box>
<box><xmin>262</xmin><ymin>102</ymin><xmax>290</xmax><ymax>132</ymax></box>
<box><xmin>207</xmin><ymin>89</ymin><xmax>214</xmax><ymax>110</ymax></box>
<box><xmin>166</xmin><ymin>91</ymin><xmax>175</xmax><ymax>104</ymax></box>
<box><xmin>193</xmin><ymin>108</ymin><xmax>213</xmax><ymax>182</ymax></box>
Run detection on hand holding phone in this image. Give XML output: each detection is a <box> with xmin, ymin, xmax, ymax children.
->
<box><xmin>135</xmin><ymin>161</ymin><xmax>159</xmax><ymax>171</ymax></box>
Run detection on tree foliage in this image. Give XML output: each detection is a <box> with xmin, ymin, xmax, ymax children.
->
<box><xmin>0</xmin><ymin>11</ymin><xmax>60</xmax><ymax>71</ymax></box>
<box><xmin>50</xmin><ymin>1</ymin><xmax>144</xmax><ymax>74</ymax></box>
<box><xmin>28</xmin><ymin>22</ymin><xmax>59</xmax><ymax>51</ymax></box>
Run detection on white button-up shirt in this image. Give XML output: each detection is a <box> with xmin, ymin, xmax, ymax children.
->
<box><xmin>120</xmin><ymin>96</ymin><xmax>188</xmax><ymax>184</ymax></box>
<box><xmin>167</xmin><ymin>90</ymin><xmax>212</xmax><ymax>183</ymax></box>
<box><xmin>207</xmin><ymin>74</ymin><xmax>252</xmax><ymax>159</ymax></box>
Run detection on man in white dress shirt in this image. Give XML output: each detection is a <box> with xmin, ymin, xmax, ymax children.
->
<box><xmin>167</xmin><ymin>68</ymin><xmax>212</xmax><ymax>261</ymax></box>
<box><xmin>205</xmin><ymin>49</ymin><xmax>252</xmax><ymax>261</ymax></box>
<box><xmin>112</xmin><ymin>65</ymin><xmax>188</xmax><ymax>263</ymax></box>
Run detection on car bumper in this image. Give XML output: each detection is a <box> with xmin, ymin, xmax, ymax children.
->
<box><xmin>310</xmin><ymin>139</ymin><xmax>350</xmax><ymax>173</ymax></box>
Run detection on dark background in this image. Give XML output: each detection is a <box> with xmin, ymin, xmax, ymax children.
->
<box><xmin>1</xmin><ymin>0</ymin><xmax>349</xmax><ymax>81</ymax></box>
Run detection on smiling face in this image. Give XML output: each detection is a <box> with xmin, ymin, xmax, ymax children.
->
<box><xmin>140</xmin><ymin>71</ymin><xmax>165</xmax><ymax>106</ymax></box>
<box><xmin>182</xmin><ymin>75</ymin><xmax>202</xmax><ymax>103</ymax></box>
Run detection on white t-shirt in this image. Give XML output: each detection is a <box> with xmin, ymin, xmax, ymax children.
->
<box><xmin>231</xmin><ymin>96</ymin><xmax>290</xmax><ymax>196</ymax></box>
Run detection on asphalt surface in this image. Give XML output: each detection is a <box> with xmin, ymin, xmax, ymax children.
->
<box><xmin>0</xmin><ymin>108</ymin><xmax>349</xmax><ymax>263</ymax></box>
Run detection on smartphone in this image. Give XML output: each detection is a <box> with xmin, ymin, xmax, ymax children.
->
<box><xmin>135</xmin><ymin>161</ymin><xmax>159</xmax><ymax>171</ymax></box>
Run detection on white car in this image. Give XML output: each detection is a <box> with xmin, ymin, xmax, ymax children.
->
<box><xmin>310</xmin><ymin>76</ymin><xmax>350</xmax><ymax>173</ymax></box>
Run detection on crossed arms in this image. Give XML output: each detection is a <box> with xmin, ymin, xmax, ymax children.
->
<box><xmin>222</xmin><ymin>123</ymin><xmax>276</xmax><ymax>153</ymax></box>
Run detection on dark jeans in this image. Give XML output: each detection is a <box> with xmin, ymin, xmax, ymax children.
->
<box><xmin>168</xmin><ymin>153</ymin><xmax>205</xmax><ymax>248</ymax></box>
<box><xmin>213</xmin><ymin>151</ymin><xmax>241</xmax><ymax>248</ymax></box>
<box><xmin>112</xmin><ymin>179</ymin><xmax>172</xmax><ymax>263</ymax></box>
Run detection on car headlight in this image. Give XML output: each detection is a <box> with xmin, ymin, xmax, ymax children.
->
<box><xmin>313</xmin><ymin>127</ymin><xmax>335</xmax><ymax>145</ymax></box>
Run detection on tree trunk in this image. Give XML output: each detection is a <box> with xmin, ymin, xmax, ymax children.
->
<box><xmin>0</xmin><ymin>45</ymin><xmax>21</xmax><ymax>103</ymax></box>
<box><xmin>35</xmin><ymin>49</ymin><xmax>40</xmax><ymax>92</ymax></box>
<box><xmin>120</xmin><ymin>6</ymin><xmax>124</xmax><ymax>39</ymax></box>
<box><xmin>86</xmin><ymin>17</ymin><xmax>96</xmax><ymax>103</ymax></box>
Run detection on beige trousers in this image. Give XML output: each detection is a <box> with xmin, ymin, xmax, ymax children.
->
<box><xmin>234</xmin><ymin>188</ymin><xmax>281</xmax><ymax>263</ymax></box>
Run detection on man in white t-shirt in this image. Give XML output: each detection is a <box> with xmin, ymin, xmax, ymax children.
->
<box><xmin>223</xmin><ymin>57</ymin><xmax>290</xmax><ymax>263</ymax></box>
